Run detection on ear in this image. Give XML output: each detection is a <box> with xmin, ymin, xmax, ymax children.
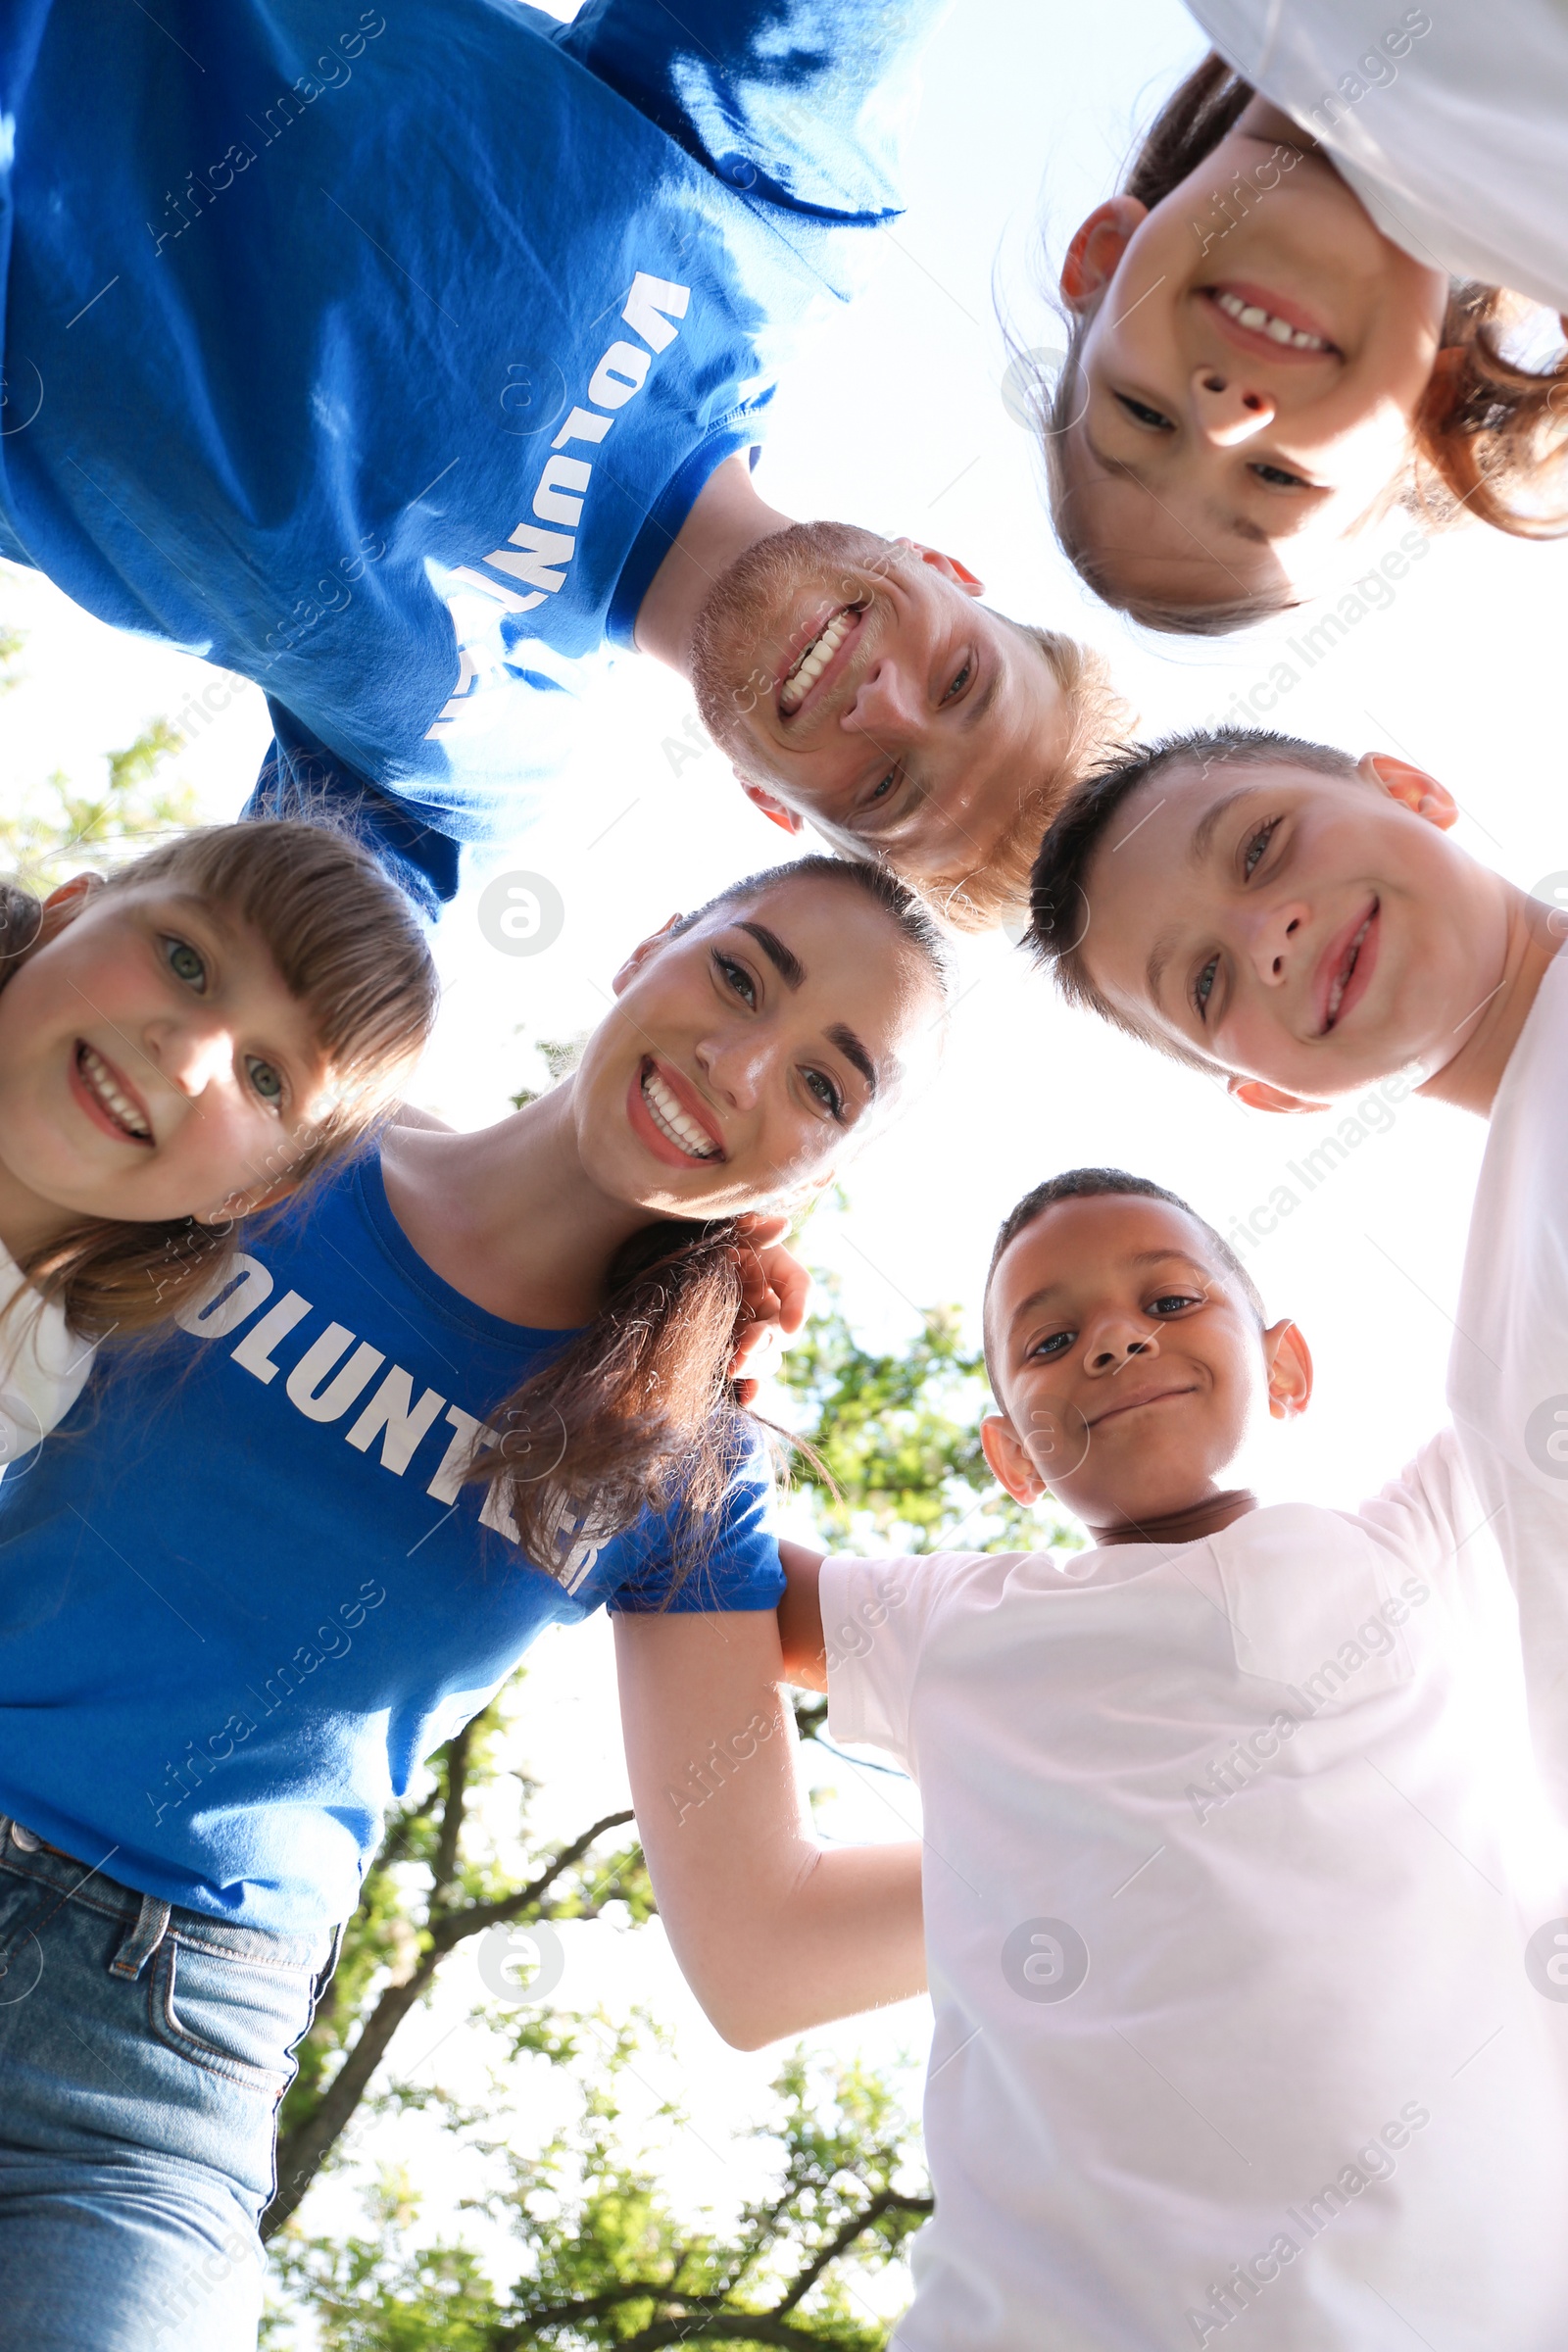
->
<box><xmin>981</xmin><ymin>1411</ymin><xmax>1048</xmax><ymax>1504</ymax></box>
<box><xmin>891</xmin><ymin>541</ymin><xmax>986</xmax><ymax>599</ymax></box>
<box><xmin>733</xmin><ymin>772</ymin><xmax>806</xmax><ymax>836</ymax></box>
<box><xmin>1262</xmin><ymin>1318</ymin><xmax>1313</xmax><ymax>1421</ymax></box>
<box><xmin>1059</xmin><ymin>197</ymin><xmax>1147</xmax><ymax>312</ymax></box>
<box><xmin>611</xmin><ymin>913</ymin><xmax>683</xmax><ymax>997</ymax></box>
<box><xmin>1358</xmin><ymin>751</ymin><xmax>1457</xmax><ymax>831</ymax></box>
<box><xmin>34</xmin><ymin>869</ymin><xmax>104</xmax><ymax>946</ymax></box>
<box><xmin>1227</xmin><ymin>1074</ymin><xmax>1333</xmax><ymax>1116</ymax></box>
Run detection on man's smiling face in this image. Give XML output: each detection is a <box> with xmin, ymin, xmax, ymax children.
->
<box><xmin>1077</xmin><ymin>752</ymin><xmax>1512</xmax><ymax>1102</ymax></box>
<box><xmin>690</xmin><ymin>523</ymin><xmax>1070</xmax><ymax>895</ymax></box>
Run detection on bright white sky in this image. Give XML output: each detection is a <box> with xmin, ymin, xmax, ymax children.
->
<box><xmin>7</xmin><ymin>0</ymin><xmax>1568</xmax><ymax>2320</ymax></box>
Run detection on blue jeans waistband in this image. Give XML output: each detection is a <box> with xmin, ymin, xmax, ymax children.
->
<box><xmin>0</xmin><ymin>1814</ymin><xmax>336</xmax><ymax>1977</ymax></box>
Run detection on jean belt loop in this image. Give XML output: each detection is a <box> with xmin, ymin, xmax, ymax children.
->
<box><xmin>109</xmin><ymin>1890</ymin><xmax>173</xmax><ymax>1981</ymax></box>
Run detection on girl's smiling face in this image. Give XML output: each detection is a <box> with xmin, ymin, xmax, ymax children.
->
<box><xmin>1057</xmin><ymin>102</ymin><xmax>1448</xmax><ymax>612</ymax></box>
<box><xmin>570</xmin><ymin>873</ymin><xmax>943</xmax><ymax>1218</ymax></box>
<box><xmin>0</xmin><ymin>879</ymin><xmax>331</xmax><ymax>1228</ymax></box>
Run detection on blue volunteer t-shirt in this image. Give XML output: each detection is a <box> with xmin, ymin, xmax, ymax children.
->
<box><xmin>0</xmin><ymin>1152</ymin><xmax>782</xmax><ymax>1934</ymax></box>
<box><xmin>0</xmin><ymin>0</ymin><xmax>946</xmax><ymax>913</ymax></box>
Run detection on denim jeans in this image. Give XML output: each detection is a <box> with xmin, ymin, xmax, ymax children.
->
<box><xmin>0</xmin><ymin>1814</ymin><xmax>337</xmax><ymax>2350</ymax></box>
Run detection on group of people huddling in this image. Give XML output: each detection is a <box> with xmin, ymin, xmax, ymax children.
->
<box><xmin>1</xmin><ymin>2</ymin><xmax>1566</xmax><ymax>2346</ymax></box>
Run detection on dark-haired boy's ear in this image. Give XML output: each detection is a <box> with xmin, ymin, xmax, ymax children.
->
<box><xmin>612</xmin><ymin>914</ymin><xmax>684</xmax><ymax>996</ymax></box>
<box><xmin>1262</xmin><ymin>1318</ymin><xmax>1313</xmax><ymax>1421</ymax></box>
<box><xmin>734</xmin><ymin>773</ymin><xmax>806</xmax><ymax>837</ymax></box>
<box><xmin>1358</xmin><ymin>752</ymin><xmax>1457</xmax><ymax>831</ymax></box>
<box><xmin>1227</xmin><ymin>1075</ymin><xmax>1331</xmax><ymax>1116</ymax></box>
<box><xmin>981</xmin><ymin>1411</ymin><xmax>1048</xmax><ymax>1504</ymax></box>
<box><xmin>1059</xmin><ymin>198</ymin><xmax>1147</xmax><ymax>312</ymax></box>
<box><xmin>35</xmin><ymin>869</ymin><xmax>104</xmax><ymax>944</ymax></box>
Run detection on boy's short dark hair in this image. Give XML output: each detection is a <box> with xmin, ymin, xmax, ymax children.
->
<box><xmin>1026</xmin><ymin>726</ymin><xmax>1361</xmax><ymax>1069</ymax></box>
<box><xmin>982</xmin><ymin>1164</ymin><xmax>1267</xmax><ymax>1399</ymax></box>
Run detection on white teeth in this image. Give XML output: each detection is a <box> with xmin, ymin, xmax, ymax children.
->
<box><xmin>1325</xmin><ymin>915</ymin><xmax>1373</xmax><ymax>1028</ymax></box>
<box><xmin>778</xmin><ymin>607</ymin><xmax>857</xmax><ymax>716</ymax></box>
<box><xmin>1213</xmin><ymin>289</ymin><xmax>1327</xmax><ymax>352</ymax></box>
<box><xmin>641</xmin><ymin>1067</ymin><xmax>719</xmax><ymax>1160</ymax></box>
<box><xmin>78</xmin><ymin>1045</ymin><xmax>151</xmax><ymax>1139</ymax></box>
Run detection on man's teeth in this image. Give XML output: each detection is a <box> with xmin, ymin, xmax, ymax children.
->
<box><xmin>78</xmin><ymin>1044</ymin><xmax>151</xmax><ymax>1138</ymax></box>
<box><xmin>1325</xmin><ymin>915</ymin><xmax>1373</xmax><ymax>1027</ymax></box>
<box><xmin>778</xmin><ymin>607</ymin><xmax>857</xmax><ymax>715</ymax></box>
<box><xmin>642</xmin><ymin>1067</ymin><xmax>719</xmax><ymax>1160</ymax></box>
<box><xmin>1213</xmin><ymin>289</ymin><xmax>1327</xmax><ymax>351</ymax></box>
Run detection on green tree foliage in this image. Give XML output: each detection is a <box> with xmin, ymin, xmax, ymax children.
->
<box><xmin>267</xmin><ymin>2043</ymin><xmax>929</xmax><ymax>2350</ymax></box>
<box><xmin>0</xmin><ymin>615</ymin><xmax>201</xmax><ymax>886</ymax></box>
<box><xmin>0</xmin><ymin>712</ymin><xmax>200</xmax><ymax>893</ymax></box>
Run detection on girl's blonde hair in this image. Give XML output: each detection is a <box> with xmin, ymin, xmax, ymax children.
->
<box><xmin>1041</xmin><ymin>54</ymin><xmax>1568</xmax><ymax>633</ymax></box>
<box><xmin>3</xmin><ymin>819</ymin><xmax>436</xmax><ymax>1339</ymax></box>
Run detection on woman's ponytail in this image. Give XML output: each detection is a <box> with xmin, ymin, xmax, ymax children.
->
<box><xmin>469</xmin><ymin>1218</ymin><xmax>750</xmax><ymax>1584</ymax></box>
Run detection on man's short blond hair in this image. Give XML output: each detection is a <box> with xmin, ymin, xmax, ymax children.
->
<box><xmin>923</xmin><ymin>621</ymin><xmax>1135</xmax><ymax>934</ymax></box>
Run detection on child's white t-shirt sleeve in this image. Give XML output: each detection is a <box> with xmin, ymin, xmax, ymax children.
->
<box><xmin>820</xmin><ymin>1550</ymin><xmax>969</xmax><ymax>1770</ymax></box>
<box><xmin>0</xmin><ymin>1248</ymin><xmax>94</xmax><ymax>1469</ymax></box>
<box><xmin>1355</xmin><ymin>1427</ymin><xmax>1490</xmax><ymax>1584</ymax></box>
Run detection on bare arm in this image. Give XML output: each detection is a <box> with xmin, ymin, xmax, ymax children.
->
<box><xmin>614</xmin><ymin>1604</ymin><xmax>924</xmax><ymax>2049</ymax></box>
<box><xmin>777</xmin><ymin>1538</ymin><xmax>828</xmax><ymax>1689</ymax></box>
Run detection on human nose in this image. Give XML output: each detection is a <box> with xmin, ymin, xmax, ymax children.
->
<box><xmin>694</xmin><ymin>1027</ymin><xmax>770</xmax><ymax>1114</ymax></box>
<box><xmin>1082</xmin><ymin>1314</ymin><xmax>1158</xmax><ymax>1377</ymax></box>
<box><xmin>1241</xmin><ymin>896</ymin><xmax>1311</xmax><ymax>987</ymax></box>
<box><xmin>144</xmin><ymin>1014</ymin><xmax>233</xmax><ymax>1098</ymax></box>
<box><xmin>840</xmin><ymin>653</ymin><xmax>922</xmax><ymax>738</ymax></box>
<box><xmin>1192</xmin><ymin>367</ymin><xmax>1276</xmax><ymax>447</ymax></box>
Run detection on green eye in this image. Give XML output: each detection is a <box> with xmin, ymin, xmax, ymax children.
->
<box><xmin>248</xmin><ymin>1056</ymin><xmax>283</xmax><ymax>1104</ymax></box>
<box><xmin>165</xmin><ymin>937</ymin><xmax>206</xmax><ymax>989</ymax></box>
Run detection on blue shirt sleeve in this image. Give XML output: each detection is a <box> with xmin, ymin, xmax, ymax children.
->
<box><xmin>609</xmin><ymin>1426</ymin><xmax>785</xmax><ymax>1615</ymax></box>
<box><xmin>556</xmin><ymin>0</ymin><xmax>953</xmax><ymax>222</ymax></box>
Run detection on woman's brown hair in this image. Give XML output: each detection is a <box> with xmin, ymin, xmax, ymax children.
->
<box><xmin>1040</xmin><ymin>54</ymin><xmax>1568</xmax><ymax>631</ymax></box>
<box><xmin>7</xmin><ymin>819</ymin><xmax>436</xmax><ymax>1340</ymax></box>
<box><xmin>467</xmin><ymin>857</ymin><xmax>954</xmax><ymax>1591</ymax></box>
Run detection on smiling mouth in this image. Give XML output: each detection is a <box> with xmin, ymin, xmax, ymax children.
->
<box><xmin>777</xmin><ymin>604</ymin><xmax>862</xmax><ymax>718</ymax></box>
<box><xmin>1089</xmin><ymin>1385</ymin><xmax>1196</xmax><ymax>1429</ymax></box>
<box><xmin>1323</xmin><ymin>904</ymin><xmax>1377</xmax><ymax>1032</ymax></box>
<box><xmin>76</xmin><ymin>1042</ymin><xmax>152</xmax><ymax>1142</ymax></box>
<box><xmin>1209</xmin><ymin>287</ymin><xmax>1330</xmax><ymax>352</ymax></box>
<box><xmin>640</xmin><ymin>1063</ymin><xmax>721</xmax><ymax>1161</ymax></box>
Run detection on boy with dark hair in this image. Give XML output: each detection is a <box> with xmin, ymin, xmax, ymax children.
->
<box><xmin>1028</xmin><ymin>724</ymin><xmax>1568</xmax><ymax>1825</ymax></box>
<box><xmin>0</xmin><ymin>0</ymin><xmax>1127</xmax><ymax>927</ymax></box>
<box><xmin>702</xmin><ymin>1169</ymin><xmax>1568</xmax><ymax>2348</ymax></box>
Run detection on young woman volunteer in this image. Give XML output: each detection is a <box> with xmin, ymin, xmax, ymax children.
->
<box><xmin>0</xmin><ymin>853</ymin><xmax>951</xmax><ymax>2352</ymax></box>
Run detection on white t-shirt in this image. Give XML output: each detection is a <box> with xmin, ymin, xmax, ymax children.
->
<box><xmin>1450</xmin><ymin>946</ymin><xmax>1568</xmax><ymax>1821</ymax></box>
<box><xmin>824</xmin><ymin>1438</ymin><xmax>1568</xmax><ymax>2351</ymax></box>
<box><xmin>0</xmin><ymin>1244</ymin><xmax>93</xmax><ymax>1471</ymax></box>
<box><xmin>1186</xmin><ymin>1</ymin><xmax>1568</xmax><ymax>318</ymax></box>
